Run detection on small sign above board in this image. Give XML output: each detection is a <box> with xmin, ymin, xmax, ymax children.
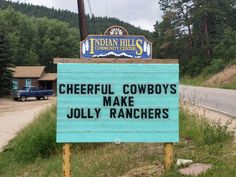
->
<box><xmin>80</xmin><ymin>25</ymin><xmax>152</xmax><ymax>59</ymax></box>
<box><xmin>104</xmin><ymin>25</ymin><xmax>129</xmax><ymax>36</ymax></box>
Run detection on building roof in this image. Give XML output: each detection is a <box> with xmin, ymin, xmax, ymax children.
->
<box><xmin>11</xmin><ymin>66</ymin><xmax>45</xmax><ymax>78</ymax></box>
<box><xmin>38</xmin><ymin>73</ymin><xmax>57</xmax><ymax>81</ymax></box>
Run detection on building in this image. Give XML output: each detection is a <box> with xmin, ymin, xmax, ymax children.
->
<box><xmin>11</xmin><ymin>66</ymin><xmax>57</xmax><ymax>94</ymax></box>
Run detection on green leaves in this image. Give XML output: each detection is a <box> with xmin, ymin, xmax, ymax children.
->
<box><xmin>0</xmin><ymin>27</ymin><xmax>14</xmax><ymax>96</ymax></box>
<box><xmin>0</xmin><ymin>8</ymin><xmax>81</xmax><ymax>72</ymax></box>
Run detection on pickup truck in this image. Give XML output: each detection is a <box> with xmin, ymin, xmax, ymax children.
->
<box><xmin>12</xmin><ymin>86</ymin><xmax>53</xmax><ymax>101</ymax></box>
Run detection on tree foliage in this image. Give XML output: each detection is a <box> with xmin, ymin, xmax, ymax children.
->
<box><xmin>0</xmin><ymin>0</ymin><xmax>152</xmax><ymax>39</ymax></box>
<box><xmin>0</xmin><ymin>1</ymin><xmax>153</xmax><ymax>72</ymax></box>
<box><xmin>154</xmin><ymin>0</ymin><xmax>236</xmax><ymax>76</ymax></box>
<box><xmin>0</xmin><ymin>8</ymin><xmax>81</xmax><ymax>72</ymax></box>
<box><xmin>0</xmin><ymin>1</ymin><xmax>155</xmax><ymax>97</ymax></box>
<box><xmin>0</xmin><ymin>27</ymin><xmax>14</xmax><ymax>96</ymax></box>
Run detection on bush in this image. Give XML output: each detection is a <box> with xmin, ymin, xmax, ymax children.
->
<box><xmin>229</xmin><ymin>58</ymin><xmax>236</xmax><ymax>65</ymax></box>
<box><xmin>184</xmin><ymin>56</ymin><xmax>209</xmax><ymax>77</ymax></box>
<box><xmin>202</xmin><ymin>119</ymin><xmax>232</xmax><ymax>145</ymax></box>
<box><xmin>202</xmin><ymin>59</ymin><xmax>226</xmax><ymax>76</ymax></box>
<box><xmin>214</xmin><ymin>27</ymin><xmax>236</xmax><ymax>62</ymax></box>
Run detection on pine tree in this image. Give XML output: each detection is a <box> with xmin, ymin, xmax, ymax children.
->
<box><xmin>158</xmin><ymin>0</ymin><xmax>236</xmax><ymax>76</ymax></box>
<box><xmin>0</xmin><ymin>28</ymin><xmax>14</xmax><ymax>97</ymax></box>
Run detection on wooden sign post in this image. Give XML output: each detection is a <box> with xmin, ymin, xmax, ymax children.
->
<box><xmin>62</xmin><ymin>144</ymin><xmax>71</xmax><ymax>177</ymax></box>
<box><xmin>55</xmin><ymin>25</ymin><xmax>179</xmax><ymax>176</ymax></box>
<box><xmin>164</xmin><ymin>143</ymin><xmax>174</xmax><ymax>169</ymax></box>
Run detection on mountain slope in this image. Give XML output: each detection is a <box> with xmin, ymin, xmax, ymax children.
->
<box><xmin>203</xmin><ymin>65</ymin><xmax>236</xmax><ymax>89</ymax></box>
<box><xmin>0</xmin><ymin>0</ymin><xmax>152</xmax><ymax>39</ymax></box>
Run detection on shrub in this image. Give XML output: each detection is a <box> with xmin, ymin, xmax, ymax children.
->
<box><xmin>184</xmin><ymin>56</ymin><xmax>209</xmax><ymax>77</ymax></box>
<box><xmin>202</xmin><ymin>59</ymin><xmax>226</xmax><ymax>76</ymax></box>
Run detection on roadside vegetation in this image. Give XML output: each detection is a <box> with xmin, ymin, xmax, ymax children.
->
<box><xmin>181</xmin><ymin>63</ymin><xmax>236</xmax><ymax>89</ymax></box>
<box><xmin>0</xmin><ymin>105</ymin><xmax>234</xmax><ymax>177</ymax></box>
<box><xmin>181</xmin><ymin>75</ymin><xmax>212</xmax><ymax>87</ymax></box>
<box><xmin>155</xmin><ymin>1</ymin><xmax>236</xmax><ymax>88</ymax></box>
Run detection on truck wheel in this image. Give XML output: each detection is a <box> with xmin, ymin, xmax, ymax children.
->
<box><xmin>43</xmin><ymin>95</ymin><xmax>48</xmax><ymax>100</ymax></box>
<box><xmin>20</xmin><ymin>96</ymin><xmax>26</xmax><ymax>102</ymax></box>
<box><xmin>13</xmin><ymin>98</ymin><xmax>18</xmax><ymax>101</ymax></box>
<box><xmin>36</xmin><ymin>97</ymin><xmax>41</xmax><ymax>100</ymax></box>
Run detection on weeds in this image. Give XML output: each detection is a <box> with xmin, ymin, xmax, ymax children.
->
<box><xmin>180</xmin><ymin>107</ymin><xmax>233</xmax><ymax>146</ymax></box>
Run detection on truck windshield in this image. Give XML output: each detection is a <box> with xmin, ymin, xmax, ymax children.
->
<box><xmin>21</xmin><ymin>87</ymin><xmax>29</xmax><ymax>91</ymax></box>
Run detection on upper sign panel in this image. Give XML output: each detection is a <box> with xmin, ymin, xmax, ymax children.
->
<box><xmin>80</xmin><ymin>26</ymin><xmax>152</xmax><ymax>59</ymax></box>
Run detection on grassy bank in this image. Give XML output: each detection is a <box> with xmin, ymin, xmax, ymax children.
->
<box><xmin>181</xmin><ymin>64</ymin><xmax>236</xmax><ymax>90</ymax></box>
<box><xmin>181</xmin><ymin>75</ymin><xmax>210</xmax><ymax>86</ymax></box>
<box><xmin>219</xmin><ymin>83</ymin><xmax>236</xmax><ymax>89</ymax></box>
<box><xmin>0</xmin><ymin>105</ymin><xmax>235</xmax><ymax>177</ymax></box>
<box><xmin>181</xmin><ymin>75</ymin><xmax>236</xmax><ymax>89</ymax></box>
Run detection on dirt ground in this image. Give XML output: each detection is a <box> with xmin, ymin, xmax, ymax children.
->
<box><xmin>0</xmin><ymin>97</ymin><xmax>56</xmax><ymax>152</ymax></box>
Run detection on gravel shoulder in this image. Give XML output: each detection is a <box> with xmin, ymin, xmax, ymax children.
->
<box><xmin>0</xmin><ymin>97</ymin><xmax>56</xmax><ymax>152</ymax></box>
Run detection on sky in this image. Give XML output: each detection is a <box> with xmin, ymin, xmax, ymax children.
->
<box><xmin>10</xmin><ymin>0</ymin><xmax>162</xmax><ymax>32</ymax></box>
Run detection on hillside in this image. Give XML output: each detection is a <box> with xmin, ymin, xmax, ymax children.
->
<box><xmin>0</xmin><ymin>0</ymin><xmax>152</xmax><ymax>39</ymax></box>
<box><xmin>203</xmin><ymin>65</ymin><xmax>236</xmax><ymax>89</ymax></box>
<box><xmin>181</xmin><ymin>64</ymin><xmax>236</xmax><ymax>89</ymax></box>
<box><xmin>0</xmin><ymin>8</ymin><xmax>81</xmax><ymax>71</ymax></box>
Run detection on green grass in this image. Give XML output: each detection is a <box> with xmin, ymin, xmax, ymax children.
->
<box><xmin>180</xmin><ymin>75</ymin><xmax>211</xmax><ymax>86</ymax></box>
<box><xmin>220</xmin><ymin>82</ymin><xmax>236</xmax><ymax>89</ymax></box>
<box><xmin>3</xmin><ymin>105</ymin><xmax>60</xmax><ymax>163</ymax></box>
<box><xmin>181</xmin><ymin>75</ymin><xmax>236</xmax><ymax>90</ymax></box>
<box><xmin>162</xmin><ymin>108</ymin><xmax>235</xmax><ymax>177</ymax></box>
<box><xmin>0</xmin><ymin>105</ymin><xmax>235</xmax><ymax>177</ymax></box>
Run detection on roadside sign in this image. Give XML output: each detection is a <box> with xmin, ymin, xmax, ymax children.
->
<box><xmin>80</xmin><ymin>25</ymin><xmax>152</xmax><ymax>59</ymax></box>
<box><xmin>80</xmin><ymin>36</ymin><xmax>152</xmax><ymax>59</ymax></box>
<box><xmin>56</xmin><ymin>62</ymin><xmax>179</xmax><ymax>143</ymax></box>
<box><xmin>56</xmin><ymin>25</ymin><xmax>179</xmax><ymax>175</ymax></box>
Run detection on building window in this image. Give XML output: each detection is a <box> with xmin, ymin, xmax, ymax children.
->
<box><xmin>13</xmin><ymin>79</ymin><xmax>18</xmax><ymax>90</ymax></box>
<box><xmin>25</xmin><ymin>79</ymin><xmax>32</xmax><ymax>87</ymax></box>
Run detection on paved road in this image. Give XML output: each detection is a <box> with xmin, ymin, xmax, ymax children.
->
<box><xmin>180</xmin><ymin>85</ymin><xmax>236</xmax><ymax>117</ymax></box>
<box><xmin>0</xmin><ymin>97</ymin><xmax>56</xmax><ymax>152</ymax></box>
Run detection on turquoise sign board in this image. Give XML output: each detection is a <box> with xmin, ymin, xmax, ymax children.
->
<box><xmin>80</xmin><ymin>35</ymin><xmax>152</xmax><ymax>59</ymax></box>
<box><xmin>57</xmin><ymin>63</ymin><xmax>179</xmax><ymax>143</ymax></box>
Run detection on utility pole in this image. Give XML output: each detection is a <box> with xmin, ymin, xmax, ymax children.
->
<box><xmin>77</xmin><ymin>0</ymin><xmax>89</xmax><ymax>40</ymax></box>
